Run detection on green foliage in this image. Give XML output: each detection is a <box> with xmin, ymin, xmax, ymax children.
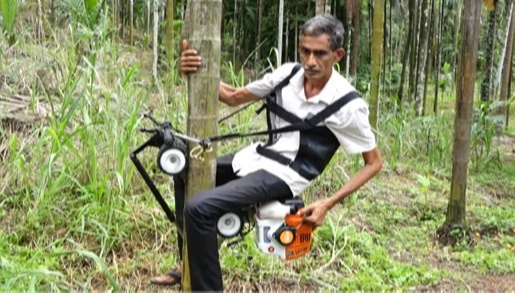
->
<box><xmin>57</xmin><ymin>0</ymin><xmax>104</xmax><ymax>29</ymax></box>
<box><xmin>470</xmin><ymin>101</ymin><xmax>502</xmax><ymax>169</ymax></box>
<box><xmin>0</xmin><ymin>0</ymin><xmax>18</xmax><ymax>44</ymax></box>
<box><xmin>2</xmin><ymin>3</ymin><xmax>515</xmax><ymax>290</ymax></box>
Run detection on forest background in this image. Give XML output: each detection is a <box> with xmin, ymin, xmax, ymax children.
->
<box><xmin>0</xmin><ymin>0</ymin><xmax>514</xmax><ymax>291</ymax></box>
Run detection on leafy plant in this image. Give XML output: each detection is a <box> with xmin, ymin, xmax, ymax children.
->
<box><xmin>0</xmin><ymin>0</ymin><xmax>18</xmax><ymax>45</ymax></box>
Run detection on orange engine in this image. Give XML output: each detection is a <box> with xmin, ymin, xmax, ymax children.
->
<box><xmin>254</xmin><ymin>200</ymin><xmax>313</xmax><ymax>260</ymax></box>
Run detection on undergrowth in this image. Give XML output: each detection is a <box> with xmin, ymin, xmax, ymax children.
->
<box><xmin>1</xmin><ymin>11</ymin><xmax>514</xmax><ymax>292</ymax></box>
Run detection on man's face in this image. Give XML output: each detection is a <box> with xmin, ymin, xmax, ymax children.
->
<box><xmin>298</xmin><ymin>34</ymin><xmax>344</xmax><ymax>83</ymax></box>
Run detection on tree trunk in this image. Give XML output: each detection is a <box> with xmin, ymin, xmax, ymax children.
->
<box><xmin>166</xmin><ymin>0</ymin><xmax>175</xmax><ymax>65</ymax></box>
<box><xmin>257</xmin><ymin>0</ymin><xmax>263</xmax><ymax>67</ymax></box>
<box><xmin>294</xmin><ymin>5</ymin><xmax>298</xmax><ymax>62</ymax></box>
<box><xmin>493</xmin><ymin>3</ymin><xmax>513</xmax><ymax>102</ymax></box>
<box><xmin>278</xmin><ymin>0</ymin><xmax>284</xmax><ymax>65</ymax></box>
<box><xmin>436</xmin><ymin>0</ymin><xmax>481</xmax><ymax>246</ymax></box>
<box><xmin>152</xmin><ymin>0</ymin><xmax>159</xmax><ymax>83</ymax></box>
<box><xmin>434</xmin><ymin>0</ymin><xmax>445</xmax><ymax>113</ymax></box>
<box><xmin>498</xmin><ymin>3</ymin><xmax>515</xmax><ymax>117</ymax></box>
<box><xmin>316</xmin><ymin>0</ymin><xmax>325</xmax><ymax>15</ymax></box>
<box><xmin>180</xmin><ymin>0</ymin><xmax>191</xmax><ymax>48</ymax></box>
<box><xmin>181</xmin><ymin>0</ymin><xmax>222</xmax><ymax>290</ymax></box>
<box><xmin>480</xmin><ymin>1</ymin><xmax>498</xmax><ymax>102</ymax></box>
<box><xmin>398</xmin><ymin>0</ymin><xmax>415</xmax><ymax>103</ymax></box>
<box><xmin>325</xmin><ymin>0</ymin><xmax>331</xmax><ymax>15</ymax></box>
<box><xmin>369</xmin><ymin>0</ymin><xmax>384</xmax><ymax>131</ymax></box>
<box><xmin>113</xmin><ymin>0</ymin><xmax>118</xmax><ymax>36</ymax></box>
<box><xmin>344</xmin><ymin>4</ymin><xmax>352</xmax><ymax>76</ymax></box>
<box><xmin>422</xmin><ymin>0</ymin><xmax>435</xmax><ymax>116</ymax></box>
<box><xmin>349</xmin><ymin>0</ymin><xmax>360</xmax><ymax>79</ymax></box>
<box><xmin>415</xmin><ymin>0</ymin><xmax>430</xmax><ymax>115</ymax></box>
<box><xmin>382</xmin><ymin>0</ymin><xmax>387</xmax><ymax>93</ymax></box>
<box><xmin>452</xmin><ymin>0</ymin><xmax>462</xmax><ymax>91</ymax></box>
<box><xmin>408</xmin><ymin>0</ymin><xmax>418</xmax><ymax>102</ymax></box>
<box><xmin>285</xmin><ymin>10</ymin><xmax>289</xmax><ymax>62</ymax></box>
<box><xmin>147</xmin><ymin>0</ymin><xmax>151</xmax><ymax>35</ymax></box>
<box><xmin>232</xmin><ymin>0</ymin><xmax>237</xmax><ymax>66</ymax></box>
<box><xmin>130</xmin><ymin>0</ymin><xmax>134</xmax><ymax>45</ymax></box>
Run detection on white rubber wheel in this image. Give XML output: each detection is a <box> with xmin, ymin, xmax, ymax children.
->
<box><xmin>217</xmin><ymin>212</ymin><xmax>242</xmax><ymax>238</ymax></box>
<box><xmin>158</xmin><ymin>148</ymin><xmax>187</xmax><ymax>175</ymax></box>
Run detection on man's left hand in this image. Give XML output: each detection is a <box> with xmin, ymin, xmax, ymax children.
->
<box><xmin>297</xmin><ymin>199</ymin><xmax>331</xmax><ymax>228</ymax></box>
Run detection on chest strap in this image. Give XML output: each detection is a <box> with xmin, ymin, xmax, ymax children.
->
<box><xmin>256</xmin><ymin>90</ymin><xmax>361</xmax><ymax>165</ymax></box>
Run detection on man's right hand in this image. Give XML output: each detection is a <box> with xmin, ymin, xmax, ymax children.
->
<box><xmin>180</xmin><ymin>40</ymin><xmax>202</xmax><ymax>74</ymax></box>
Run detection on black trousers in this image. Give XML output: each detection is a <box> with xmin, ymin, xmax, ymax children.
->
<box><xmin>173</xmin><ymin>154</ymin><xmax>293</xmax><ymax>291</ymax></box>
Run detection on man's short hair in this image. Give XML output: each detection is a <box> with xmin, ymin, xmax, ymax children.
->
<box><xmin>300</xmin><ymin>15</ymin><xmax>345</xmax><ymax>51</ymax></box>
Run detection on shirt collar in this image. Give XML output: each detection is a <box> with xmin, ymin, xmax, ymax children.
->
<box><xmin>290</xmin><ymin>66</ymin><xmax>339</xmax><ymax>105</ymax></box>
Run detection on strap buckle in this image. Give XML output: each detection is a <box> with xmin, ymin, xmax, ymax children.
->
<box><xmin>190</xmin><ymin>144</ymin><xmax>213</xmax><ymax>161</ymax></box>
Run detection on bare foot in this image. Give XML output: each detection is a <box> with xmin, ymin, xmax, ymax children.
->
<box><xmin>150</xmin><ymin>268</ymin><xmax>182</xmax><ymax>286</ymax></box>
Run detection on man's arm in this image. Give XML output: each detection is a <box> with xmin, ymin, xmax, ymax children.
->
<box><xmin>180</xmin><ymin>40</ymin><xmax>260</xmax><ymax>107</ymax></box>
<box><xmin>219</xmin><ymin>82</ymin><xmax>260</xmax><ymax>106</ymax></box>
<box><xmin>298</xmin><ymin>147</ymin><xmax>382</xmax><ymax>228</ymax></box>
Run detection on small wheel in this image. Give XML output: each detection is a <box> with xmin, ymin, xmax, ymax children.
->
<box><xmin>217</xmin><ymin>212</ymin><xmax>242</xmax><ymax>238</ymax></box>
<box><xmin>157</xmin><ymin>146</ymin><xmax>187</xmax><ymax>175</ymax></box>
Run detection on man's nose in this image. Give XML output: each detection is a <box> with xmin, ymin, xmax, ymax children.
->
<box><xmin>306</xmin><ymin>53</ymin><xmax>317</xmax><ymax>66</ymax></box>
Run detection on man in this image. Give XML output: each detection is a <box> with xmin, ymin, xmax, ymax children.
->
<box><xmin>151</xmin><ymin>15</ymin><xmax>382</xmax><ymax>290</ymax></box>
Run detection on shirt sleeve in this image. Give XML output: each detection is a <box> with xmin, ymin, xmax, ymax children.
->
<box><xmin>326</xmin><ymin>99</ymin><xmax>377</xmax><ymax>154</ymax></box>
<box><xmin>245</xmin><ymin>63</ymin><xmax>297</xmax><ymax>97</ymax></box>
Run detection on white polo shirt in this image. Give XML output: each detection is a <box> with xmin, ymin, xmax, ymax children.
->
<box><xmin>232</xmin><ymin>63</ymin><xmax>376</xmax><ymax>196</ymax></box>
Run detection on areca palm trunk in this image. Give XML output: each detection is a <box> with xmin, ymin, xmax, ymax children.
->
<box><xmin>348</xmin><ymin>0</ymin><xmax>360</xmax><ymax>79</ymax></box>
<box><xmin>278</xmin><ymin>0</ymin><xmax>284</xmax><ymax>65</ymax></box>
<box><xmin>434</xmin><ymin>0</ymin><xmax>445</xmax><ymax>113</ymax></box>
<box><xmin>316</xmin><ymin>0</ymin><xmax>324</xmax><ymax>15</ymax></box>
<box><xmin>130</xmin><ymin>0</ymin><xmax>133</xmax><ymax>45</ymax></box>
<box><xmin>181</xmin><ymin>0</ymin><xmax>222</xmax><ymax>290</ymax></box>
<box><xmin>165</xmin><ymin>0</ymin><xmax>175</xmax><ymax>66</ymax></box>
<box><xmin>498</xmin><ymin>3</ymin><xmax>515</xmax><ymax>117</ymax></box>
<box><xmin>398</xmin><ymin>0</ymin><xmax>415</xmax><ymax>103</ymax></box>
<box><xmin>414</xmin><ymin>0</ymin><xmax>429</xmax><ymax>116</ymax></box>
<box><xmin>437</xmin><ymin>0</ymin><xmax>482</xmax><ymax>245</ymax></box>
<box><xmin>369</xmin><ymin>0</ymin><xmax>384</xmax><ymax>131</ymax></box>
<box><xmin>480</xmin><ymin>1</ymin><xmax>498</xmax><ymax>102</ymax></box>
<box><xmin>152</xmin><ymin>0</ymin><xmax>159</xmax><ymax>83</ymax></box>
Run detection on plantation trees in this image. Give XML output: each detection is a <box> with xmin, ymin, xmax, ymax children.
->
<box><xmin>181</xmin><ymin>0</ymin><xmax>222</xmax><ymax>290</ymax></box>
<box><xmin>481</xmin><ymin>0</ymin><xmax>499</xmax><ymax>102</ymax></box>
<box><xmin>436</xmin><ymin>0</ymin><xmax>482</xmax><ymax>245</ymax></box>
<box><xmin>498</xmin><ymin>2</ymin><xmax>515</xmax><ymax>118</ymax></box>
<box><xmin>369</xmin><ymin>0</ymin><xmax>384</xmax><ymax>130</ymax></box>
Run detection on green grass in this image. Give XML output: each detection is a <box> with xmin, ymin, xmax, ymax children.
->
<box><xmin>1</xmin><ymin>13</ymin><xmax>515</xmax><ymax>291</ymax></box>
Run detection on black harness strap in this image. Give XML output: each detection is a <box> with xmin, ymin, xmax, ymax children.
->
<box><xmin>255</xmin><ymin>90</ymin><xmax>361</xmax><ymax>165</ymax></box>
<box><xmin>207</xmin><ymin>64</ymin><xmax>362</xmax><ymax>168</ymax></box>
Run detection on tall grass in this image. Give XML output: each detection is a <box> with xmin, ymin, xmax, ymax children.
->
<box><xmin>1</xmin><ymin>9</ymin><xmax>514</xmax><ymax>291</ymax></box>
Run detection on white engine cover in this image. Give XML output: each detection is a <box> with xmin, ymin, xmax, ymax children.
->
<box><xmin>254</xmin><ymin>216</ymin><xmax>288</xmax><ymax>259</ymax></box>
<box><xmin>254</xmin><ymin>200</ymin><xmax>293</xmax><ymax>259</ymax></box>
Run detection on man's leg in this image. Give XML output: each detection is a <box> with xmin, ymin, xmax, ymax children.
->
<box><xmin>151</xmin><ymin>154</ymin><xmax>237</xmax><ymax>285</ymax></box>
<box><xmin>174</xmin><ymin>154</ymin><xmax>238</xmax><ymax>258</ymax></box>
<box><xmin>184</xmin><ymin>170</ymin><xmax>293</xmax><ymax>291</ymax></box>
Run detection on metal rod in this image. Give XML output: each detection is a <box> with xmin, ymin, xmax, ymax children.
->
<box><xmin>130</xmin><ymin>151</ymin><xmax>184</xmax><ymax>238</ymax></box>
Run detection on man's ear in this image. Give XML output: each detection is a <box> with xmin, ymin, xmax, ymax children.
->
<box><xmin>334</xmin><ymin>48</ymin><xmax>345</xmax><ymax>61</ymax></box>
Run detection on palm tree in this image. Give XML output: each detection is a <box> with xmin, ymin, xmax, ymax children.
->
<box><xmin>369</xmin><ymin>0</ymin><xmax>384</xmax><ymax>131</ymax></box>
<box><xmin>414</xmin><ymin>0</ymin><xmax>429</xmax><ymax>116</ymax></box>
<box><xmin>436</xmin><ymin>0</ymin><xmax>482</xmax><ymax>246</ymax></box>
<box><xmin>316</xmin><ymin>0</ymin><xmax>324</xmax><ymax>15</ymax></box>
<box><xmin>181</xmin><ymin>0</ymin><xmax>222</xmax><ymax>290</ymax></box>
<box><xmin>480</xmin><ymin>0</ymin><xmax>499</xmax><ymax>102</ymax></box>
<box><xmin>498</xmin><ymin>2</ymin><xmax>515</xmax><ymax>118</ymax></box>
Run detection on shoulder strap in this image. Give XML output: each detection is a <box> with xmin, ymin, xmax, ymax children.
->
<box><xmin>306</xmin><ymin>91</ymin><xmax>361</xmax><ymax>126</ymax></box>
<box><xmin>219</xmin><ymin>64</ymin><xmax>301</xmax><ymax>124</ymax></box>
<box><xmin>208</xmin><ymin>90</ymin><xmax>361</xmax><ymax>143</ymax></box>
<box><xmin>270</xmin><ymin>63</ymin><xmax>302</xmax><ymax>94</ymax></box>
